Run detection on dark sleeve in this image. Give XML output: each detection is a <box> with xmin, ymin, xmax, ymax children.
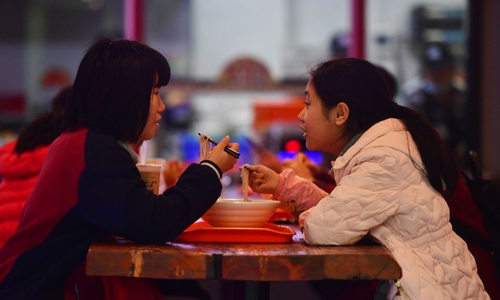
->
<box><xmin>77</xmin><ymin>131</ymin><xmax>221</xmax><ymax>244</ymax></box>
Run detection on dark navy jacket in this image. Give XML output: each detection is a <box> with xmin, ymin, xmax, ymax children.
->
<box><xmin>0</xmin><ymin>127</ymin><xmax>222</xmax><ymax>299</ymax></box>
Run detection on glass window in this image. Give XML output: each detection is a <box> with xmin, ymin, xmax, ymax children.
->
<box><xmin>367</xmin><ymin>0</ymin><xmax>469</xmax><ymax>167</ymax></box>
<box><xmin>1</xmin><ymin>0</ymin><xmax>470</xmax><ymax>168</ymax></box>
<box><xmin>0</xmin><ymin>0</ymin><xmax>123</xmax><ymax>138</ymax></box>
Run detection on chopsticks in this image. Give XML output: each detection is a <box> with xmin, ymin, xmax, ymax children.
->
<box><xmin>198</xmin><ymin>133</ymin><xmax>240</xmax><ymax>159</ymax></box>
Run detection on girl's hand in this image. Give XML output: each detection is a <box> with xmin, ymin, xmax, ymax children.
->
<box><xmin>244</xmin><ymin>164</ymin><xmax>280</xmax><ymax>194</ymax></box>
<box><xmin>206</xmin><ymin>136</ymin><xmax>239</xmax><ymax>174</ymax></box>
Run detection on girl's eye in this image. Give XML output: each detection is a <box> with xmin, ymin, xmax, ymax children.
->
<box><xmin>304</xmin><ymin>101</ymin><xmax>310</xmax><ymax>107</ymax></box>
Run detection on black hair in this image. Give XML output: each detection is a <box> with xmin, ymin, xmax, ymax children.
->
<box><xmin>14</xmin><ymin>85</ymin><xmax>72</xmax><ymax>155</ymax></box>
<box><xmin>62</xmin><ymin>38</ymin><xmax>171</xmax><ymax>144</ymax></box>
<box><xmin>376</xmin><ymin>65</ymin><xmax>398</xmax><ymax>100</ymax></box>
<box><xmin>309</xmin><ymin>58</ymin><xmax>458</xmax><ymax>198</ymax></box>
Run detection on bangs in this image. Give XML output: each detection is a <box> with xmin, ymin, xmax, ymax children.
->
<box><xmin>153</xmin><ymin>51</ymin><xmax>171</xmax><ymax>87</ymax></box>
<box><xmin>64</xmin><ymin>38</ymin><xmax>172</xmax><ymax>143</ymax></box>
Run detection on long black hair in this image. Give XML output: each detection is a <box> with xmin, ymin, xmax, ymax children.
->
<box><xmin>310</xmin><ymin>58</ymin><xmax>459</xmax><ymax>198</ymax></box>
<box><xmin>62</xmin><ymin>38</ymin><xmax>170</xmax><ymax>144</ymax></box>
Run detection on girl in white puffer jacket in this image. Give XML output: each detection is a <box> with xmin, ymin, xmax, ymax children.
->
<box><xmin>246</xmin><ymin>58</ymin><xmax>490</xmax><ymax>299</ymax></box>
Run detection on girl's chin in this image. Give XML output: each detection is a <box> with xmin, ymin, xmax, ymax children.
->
<box><xmin>304</xmin><ymin>141</ymin><xmax>320</xmax><ymax>152</ymax></box>
<box><xmin>139</xmin><ymin>128</ymin><xmax>159</xmax><ymax>141</ymax></box>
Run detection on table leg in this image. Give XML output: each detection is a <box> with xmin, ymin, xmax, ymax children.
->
<box><xmin>245</xmin><ymin>281</ymin><xmax>270</xmax><ymax>300</ymax></box>
<box><xmin>222</xmin><ymin>280</ymin><xmax>270</xmax><ymax>300</ymax></box>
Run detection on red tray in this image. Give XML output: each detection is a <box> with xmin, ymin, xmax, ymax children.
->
<box><xmin>268</xmin><ymin>208</ymin><xmax>295</xmax><ymax>222</ymax></box>
<box><xmin>175</xmin><ymin>221</ymin><xmax>296</xmax><ymax>243</ymax></box>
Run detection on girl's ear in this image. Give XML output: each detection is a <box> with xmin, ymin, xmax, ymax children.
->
<box><xmin>333</xmin><ymin>102</ymin><xmax>349</xmax><ymax>126</ymax></box>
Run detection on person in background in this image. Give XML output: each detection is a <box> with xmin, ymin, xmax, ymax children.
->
<box><xmin>257</xmin><ymin>151</ymin><xmax>336</xmax><ymax>193</ymax></box>
<box><xmin>162</xmin><ymin>158</ymin><xmax>186</xmax><ymax>188</ymax></box>
<box><xmin>328</xmin><ymin>32</ymin><xmax>350</xmax><ymax>59</ymax></box>
<box><xmin>0</xmin><ymin>85</ymin><xmax>71</xmax><ymax>248</ymax></box>
<box><xmin>246</xmin><ymin>58</ymin><xmax>489</xmax><ymax>299</ymax></box>
<box><xmin>399</xmin><ymin>43</ymin><xmax>469</xmax><ymax>168</ymax></box>
<box><xmin>0</xmin><ymin>38</ymin><xmax>239</xmax><ymax>300</ymax></box>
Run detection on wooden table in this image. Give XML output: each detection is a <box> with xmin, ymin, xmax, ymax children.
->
<box><xmin>86</xmin><ymin>224</ymin><xmax>401</xmax><ymax>299</ymax></box>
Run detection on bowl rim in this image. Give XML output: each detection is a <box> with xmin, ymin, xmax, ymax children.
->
<box><xmin>202</xmin><ymin>199</ymin><xmax>280</xmax><ymax>227</ymax></box>
<box><xmin>216</xmin><ymin>199</ymin><xmax>280</xmax><ymax>204</ymax></box>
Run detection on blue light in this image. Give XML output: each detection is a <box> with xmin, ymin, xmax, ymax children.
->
<box><xmin>277</xmin><ymin>151</ymin><xmax>324</xmax><ymax>165</ymax></box>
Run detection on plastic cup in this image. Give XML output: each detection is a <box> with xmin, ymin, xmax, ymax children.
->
<box><xmin>146</xmin><ymin>158</ymin><xmax>167</xmax><ymax>193</ymax></box>
<box><xmin>137</xmin><ymin>164</ymin><xmax>162</xmax><ymax>194</ymax></box>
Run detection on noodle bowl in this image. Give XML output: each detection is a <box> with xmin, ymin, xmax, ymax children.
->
<box><xmin>201</xmin><ymin>198</ymin><xmax>280</xmax><ymax>228</ymax></box>
<box><xmin>198</xmin><ymin>138</ymin><xmax>279</xmax><ymax>227</ymax></box>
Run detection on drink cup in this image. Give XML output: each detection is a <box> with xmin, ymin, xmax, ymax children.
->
<box><xmin>137</xmin><ymin>164</ymin><xmax>162</xmax><ymax>194</ymax></box>
<box><xmin>146</xmin><ymin>158</ymin><xmax>167</xmax><ymax>193</ymax></box>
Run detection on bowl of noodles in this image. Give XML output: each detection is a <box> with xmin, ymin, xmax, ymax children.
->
<box><xmin>201</xmin><ymin>199</ymin><xmax>280</xmax><ymax>228</ymax></box>
<box><xmin>201</xmin><ymin>163</ymin><xmax>280</xmax><ymax>228</ymax></box>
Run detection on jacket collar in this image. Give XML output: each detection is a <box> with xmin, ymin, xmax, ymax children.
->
<box><xmin>333</xmin><ymin>118</ymin><xmax>408</xmax><ymax>169</ymax></box>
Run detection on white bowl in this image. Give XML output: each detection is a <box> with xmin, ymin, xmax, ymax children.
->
<box><xmin>201</xmin><ymin>199</ymin><xmax>281</xmax><ymax>228</ymax></box>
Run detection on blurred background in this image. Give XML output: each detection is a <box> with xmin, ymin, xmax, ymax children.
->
<box><xmin>1</xmin><ymin>0</ymin><xmax>499</xmax><ymax>185</ymax></box>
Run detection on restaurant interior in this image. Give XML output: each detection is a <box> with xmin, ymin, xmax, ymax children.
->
<box><xmin>1</xmin><ymin>0</ymin><xmax>499</xmax><ymax>183</ymax></box>
<box><xmin>1</xmin><ymin>0</ymin><xmax>500</xmax><ymax>299</ymax></box>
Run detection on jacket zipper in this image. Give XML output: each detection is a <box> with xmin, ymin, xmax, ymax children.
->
<box><xmin>395</xmin><ymin>280</ymin><xmax>411</xmax><ymax>300</ymax></box>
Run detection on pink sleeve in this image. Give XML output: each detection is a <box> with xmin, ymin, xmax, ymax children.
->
<box><xmin>272</xmin><ymin>169</ymin><xmax>329</xmax><ymax>219</ymax></box>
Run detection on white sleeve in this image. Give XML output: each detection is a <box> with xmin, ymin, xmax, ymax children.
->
<box><xmin>302</xmin><ymin>152</ymin><xmax>401</xmax><ymax>245</ymax></box>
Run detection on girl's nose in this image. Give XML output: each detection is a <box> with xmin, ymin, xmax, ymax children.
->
<box><xmin>298</xmin><ymin>107</ymin><xmax>305</xmax><ymax>122</ymax></box>
<box><xmin>158</xmin><ymin>97</ymin><xmax>166</xmax><ymax>112</ymax></box>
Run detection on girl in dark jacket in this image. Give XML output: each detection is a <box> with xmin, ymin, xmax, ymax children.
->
<box><xmin>0</xmin><ymin>38</ymin><xmax>239</xmax><ymax>300</ymax></box>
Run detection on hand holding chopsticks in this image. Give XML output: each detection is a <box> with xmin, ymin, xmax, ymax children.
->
<box><xmin>242</xmin><ymin>164</ymin><xmax>280</xmax><ymax>195</ymax></box>
<box><xmin>198</xmin><ymin>133</ymin><xmax>241</xmax><ymax>159</ymax></box>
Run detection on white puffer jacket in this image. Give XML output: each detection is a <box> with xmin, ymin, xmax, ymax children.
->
<box><xmin>274</xmin><ymin>118</ymin><xmax>489</xmax><ymax>300</ymax></box>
